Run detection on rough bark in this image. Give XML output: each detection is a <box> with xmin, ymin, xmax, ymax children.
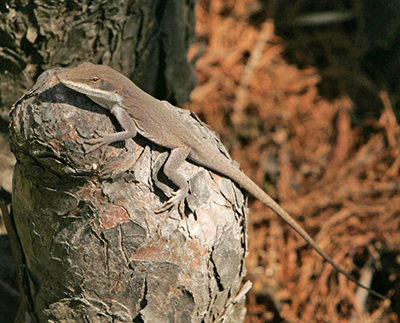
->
<box><xmin>1</xmin><ymin>1</ymin><xmax>199</xmax><ymax>321</ymax></box>
<box><xmin>8</xmin><ymin>68</ymin><xmax>250</xmax><ymax>322</ymax></box>
<box><xmin>0</xmin><ymin>0</ymin><xmax>197</xmax><ymax>110</ymax></box>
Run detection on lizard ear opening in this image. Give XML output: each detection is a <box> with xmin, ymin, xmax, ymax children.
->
<box><xmin>99</xmin><ymin>80</ymin><xmax>117</xmax><ymax>91</ymax></box>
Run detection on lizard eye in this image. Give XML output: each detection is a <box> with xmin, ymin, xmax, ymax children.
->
<box><xmin>90</xmin><ymin>77</ymin><xmax>103</xmax><ymax>88</ymax></box>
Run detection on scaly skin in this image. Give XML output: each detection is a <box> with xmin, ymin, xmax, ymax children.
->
<box><xmin>56</xmin><ymin>62</ymin><xmax>384</xmax><ymax>299</ymax></box>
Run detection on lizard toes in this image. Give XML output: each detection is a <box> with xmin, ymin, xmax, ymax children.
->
<box><xmin>156</xmin><ymin>190</ymin><xmax>186</xmax><ymax>216</ymax></box>
<box><xmin>178</xmin><ymin>200</ymin><xmax>185</xmax><ymax>215</ymax></box>
<box><xmin>85</xmin><ymin>138</ymin><xmax>105</xmax><ymax>145</ymax></box>
<box><xmin>83</xmin><ymin>138</ymin><xmax>107</xmax><ymax>153</ymax></box>
<box><xmin>155</xmin><ymin>202</ymin><xmax>174</xmax><ymax>213</ymax></box>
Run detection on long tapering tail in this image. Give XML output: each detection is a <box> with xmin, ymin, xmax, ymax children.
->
<box><xmin>210</xmin><ymin>156</ymin><xmax>385</xmax><ymax>299</ymax></box>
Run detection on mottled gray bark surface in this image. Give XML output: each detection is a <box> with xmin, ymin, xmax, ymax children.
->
<box><xmin>2</xmin><ymin>1</ymin><xmax>199</xmax><ymax>321</ymax></box>
<box><xmin>8</xmin><ymin>69</ymin><xmax>250</xmax><ymax>322</ymax></box>
<box><xmin>0</xmin><ymin>0</ymin><xmax>197</xmax><ymax>111</ymax></box>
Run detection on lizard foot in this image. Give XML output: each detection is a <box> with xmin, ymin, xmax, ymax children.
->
<box><xmin>156</xmin><ymin>189</ymin><xmax>186</xmax><ymax>216</ymax></box>
<box><xmin>80</xmin><ymin>138</ymin><xmax>108</xmax><ymax>153</ymax></box>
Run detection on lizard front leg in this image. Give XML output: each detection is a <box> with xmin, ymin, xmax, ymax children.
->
<box><xmin>156</xmin><ymin>147</ymin><xmax>190</xmax><ymax>215</ymax></box>
<box><xmin>85</xmin><ymin>105</ymin><xmax>137</xmax><ymax>152</ymax></box>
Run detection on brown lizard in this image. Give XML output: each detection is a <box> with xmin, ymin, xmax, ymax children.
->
<box><xmin>56</xmin><ymin>62</ymin><xmax>384</xmax><ymax>298</ymax></box>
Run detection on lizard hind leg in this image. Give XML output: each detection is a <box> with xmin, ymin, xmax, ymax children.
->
<box><xmin>155</xmin><ymin>147</ymin><xmax>191</xmax><ymax>216</ymax></box>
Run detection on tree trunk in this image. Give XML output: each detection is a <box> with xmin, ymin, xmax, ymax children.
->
<box><xmin>3</xmin><ymin>0</ymin><xmax>250</xmax><ymax>322</ymax></box>
<box><xmin>0</xmin><ymin>0</ymin><xmax>197</xmax><ymax>111</ymax></box>
<box><xmin>8</xmin><ymin>65</ymin><xmax>250</xmax><ymax>322</ymax></box>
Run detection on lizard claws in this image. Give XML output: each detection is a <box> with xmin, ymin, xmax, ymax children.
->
<box><xmin>82</xmin><ymin>138</ymin><xmax>107</xmax><ymax>153</ymax></box>
<box><xmin>156</xmin><ymin>189</ymin><xmax>186</xmax><ymax>216</ymax></box>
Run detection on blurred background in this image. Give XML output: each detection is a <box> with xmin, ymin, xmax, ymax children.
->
<box><xmin>185</xmin><ymin>0</ymin><xmax>400</xmax><ymax>322</ymax></box>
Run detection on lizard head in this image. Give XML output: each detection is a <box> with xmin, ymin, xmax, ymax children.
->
<box><xmin>56</xmin><ymin>62</ymin><xmax>124</xmax><ymax>109</ymax></box>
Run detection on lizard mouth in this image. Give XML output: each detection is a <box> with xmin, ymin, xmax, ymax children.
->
<box><xmin>57</xmin><ymin>74</ymin><xmax>122</xmax><ymax>108</ymax></box>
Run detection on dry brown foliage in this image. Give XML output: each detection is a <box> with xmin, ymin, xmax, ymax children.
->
<box><xmin>186</xmin><ymin>1</ymin><xmax>400</xmax><ymax>322</ymax></box>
